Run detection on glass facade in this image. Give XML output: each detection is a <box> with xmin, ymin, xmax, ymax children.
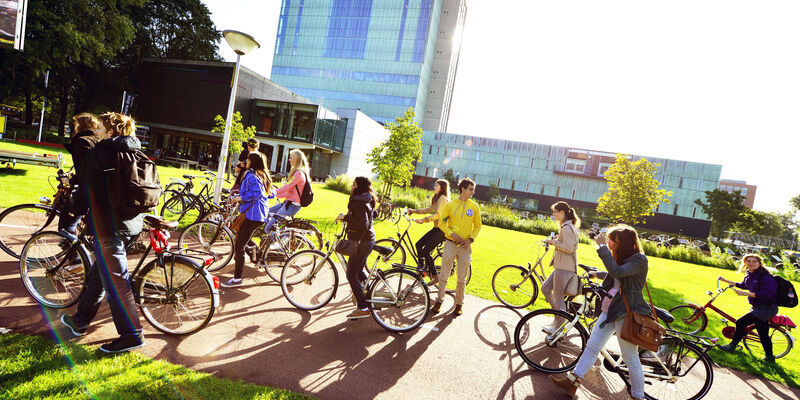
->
<box><xmin>250</xmin><ymin>100</ymin><xmax>346</xmax><ymax>152</ymax></box>
<box><xmin>417</xmin><ymin>131</ymin><xmax>722</xmax><ymax>221</ymax></box>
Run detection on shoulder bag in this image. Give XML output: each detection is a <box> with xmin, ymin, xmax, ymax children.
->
<box><xmin>620</xmin><ymin>282</ymin><xmax>666</xmax><ymax>352</ymax></box>
<box><xmin>335</xmin><ymin>228</ymin><xmax>366</xmax><ymax>256</ymax></box>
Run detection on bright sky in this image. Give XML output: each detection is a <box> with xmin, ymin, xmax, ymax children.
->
<box><xmin>204</xmin><ymin>0</ymin><xmax>800</xmax><ymax>214</ymax></box>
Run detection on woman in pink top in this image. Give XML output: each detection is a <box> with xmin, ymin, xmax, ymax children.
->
<box><xmin>263</xmin><ymin>149</ymin><xmax>310</xmax><ymax>232</ymax></box>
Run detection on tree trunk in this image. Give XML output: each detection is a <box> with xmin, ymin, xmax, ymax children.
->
<box><xmin>24</xmin><ymin>88</ymin><xmax>33</xmax><ymax>126</ymax></box>
<box><xmin>57</xmin><ymin>78</ymin><xmax>69</xmax><ymax>138</ymax></box>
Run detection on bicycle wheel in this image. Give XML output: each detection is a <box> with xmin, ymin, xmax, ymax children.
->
<box><xmin>743</xmin><ymin>325</ymin><xmax>792</xmax><ymax>359</ymax></box>
<box><xmin>492</xmin><ymin>265</ymin><xmax>538</xmax><ymax>308</ymax></box>
<box><xmin>0</xmin><ymin>203</ymin><xmax>59</xmax><ymax>259</ymax></box>
<box><xmin>367</xmin><ymin>238</ymin><xmax>406</xmax><ymax>272</ymax></box>
<box><xmin>514</xmin><ymin>308</ymin><xmax>589</xmax><ymax>373</ymax></box>
<box><xmin>178</xmin><ymin>221</ymin><xmax>235</xmax><ymax>272</ymax></box>
<box><xmin>160</xmin><ymin>194</ymin><xmax>202</xmax><ymax>230</ymax></box>
<box><xmin>615</xmin><ymin>336</ymin><xmax>713</xmax><ymax>400</ymax></box>
<box><xmin>666</xmin><ymin>305</ymin><xmax>708</xmax><ymax>335</ymax></box>
<box><xmin>19</xmin><ymin>231</ymin><xmax>89</xmax><ymax>309</ymax></box>
<box><xmin>390</xmin><ymin>206</ymin><xmax>402</xmax><ymax>224</ymax></box>
<box><xmin>369</xmin><ymin>268</ymin><xmax>430</xmax><ymax>333</ymax></box>
<box><xmin>376</xmin><ymin>202</ymin><xmax>390</xmax><ymax>220</ymax></box>
<box><xmin>286</xmin><ymin>219</ymin><xmax>323</xmax><ymax>250</ymax></box>
<box><xmin>135</xmin><ymin>259</ymin><xmax>215</xmax><ymax>335</ymax></box>
<box><xmin>263</xmin><ymin>231</ymin><xmax>316</xmax><ymax>283</ymax></box>
<box><xmin>281</xmin><ymin>250</ymin><xmax>337</xmax><ymax>310</ymax></box>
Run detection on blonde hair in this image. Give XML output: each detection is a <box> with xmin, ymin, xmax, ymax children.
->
<box><xmin>99</xmin><ymin>112</ymin><xmax>136</xmax><ymax>137</ymax></box>
<box><xmin>738</xmin><ymin>253</ymin><xmax>764</xmax><ymax>273</ymax></box>
<box><xmin>288</xmin><ymin>149</ymin><xmax>310</xmax><ymax>177</ymax></box>
<box><xmin>71</xmin><ymin>113</ymin><xmax>100</xmax><ymax>137</ymax></box>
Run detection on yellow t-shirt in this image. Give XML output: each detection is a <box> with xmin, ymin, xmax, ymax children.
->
<box><xmin>439</xmin><ymin>198</ymin><xmax>482</xmax><ymax>242</ymax></box>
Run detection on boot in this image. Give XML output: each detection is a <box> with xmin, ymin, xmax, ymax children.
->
<box><xmin>549</xmin><ymin>372</ymin><xmax>581</xmax><ymax>396</ymax></box>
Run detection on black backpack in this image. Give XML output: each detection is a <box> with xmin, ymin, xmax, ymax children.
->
<box><xmin>294</xmin><ymin>170</ymin><xmax>314</xmax><ymax>207</ymax></box>
<box><xmin>110</xmin><ymin>150</ymin><xmax>162</xmax><ymax>215</ymax></box>
<box><xmin>774</xmin><ymin>275</ymin><xmax>798</xmax><ymax>308</ymax></box>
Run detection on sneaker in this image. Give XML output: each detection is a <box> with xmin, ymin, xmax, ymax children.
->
<box><xmin>221</xmin><ymin>278</ymin><xmax>243</xmax><ymax>287</ymax></box>
<box><xmin>453</xmin><ymin>304</ymin><xmax>463</xmax><ymax>316</ymax></box>
<box><xmin>763</xmin><ymin>355</ymin><xmax>776</xmax><ymax>363</ymax></box>
<box><xmin>60</xmin><ymin>314</ymin><xmax>87</xmax><ymax>336</ymax></box>
<box><xmin>99</xmin><ymin>336</ymin><xmax>144</xmax><ymax>353</ymax></box>
<box><xmin>542</xmin><ymin>324</ymin><xmax>559</xmax><ymax>335</ymax></box>
<box><xmin>717</xmin><ymin>343</ymin><xmax>736</xmax><ymax>353</ymax></box>
<box><xmin>346</xmin><ymin>308</ymin><xmax>371</xmax><ymax>320</ymax></box>
<box><xmin>430</xmin><ymin>301</ymin><xmax>442</xmax><ymax>314</ymax></box>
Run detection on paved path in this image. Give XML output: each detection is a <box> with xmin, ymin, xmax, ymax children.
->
<box><xmin>1</xmin><ymin>230</ymin><xmax>799</xmax><ymax>399</ymax></box>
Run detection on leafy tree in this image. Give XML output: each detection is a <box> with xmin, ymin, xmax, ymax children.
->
<box><xmin>792</xmin><ymin>194</ymin><xmax>800</xmax><ymax>212</ymax></box>
<box><xmin>734</xmin><ymin>210</ymin><xmax>787</xmax><ymax>238</ymax></box>
<box><xmin>366</xmin><ymin>108</ymin><xmax>423</xmax><ymax>195</ymax></box>
<box><xmin>694</xmin><ymin>189</ymin><xmax>747</xmax><ymax>238</ymax></box>
<box><xmin>211</xmin><ymin>111</ymin><xmax>256</xmax><ymax>176</ymax></box>
<box><xmin>596</xmin><ymin>154</ymin><xmax>672</xmax><ymax>225</ymax></box>
<box><xmin>442</xmin><ymin>168</ymin><xmax>459</xmax><ymax>192</ymax></box>
<box><xmin>487</xmin><ymin>183</ymin><xmax>500</xmax><ymax>203</ymax></box>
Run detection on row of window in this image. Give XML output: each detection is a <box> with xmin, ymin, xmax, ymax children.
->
<box><xmin>272</xmin><ymin>66</ymin><xmax>420</xmax><ymax>85</ymax></box>
<box><xmin>720</xmin><ymin>185</ymin><xmax>749</xmax><ymax>195</ymax></box>
<box><xmin>285</xmin><ymin>86</ymin><xmax>417</xmax><ymax>107</ymax></box>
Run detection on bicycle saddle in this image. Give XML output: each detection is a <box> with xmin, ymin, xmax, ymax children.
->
<box><xmin>578</xmin><ymin>264</ymin><xmax>598</xmax><ymax>272</ymax></box>
<box><xmin>144</xmin><ymin>215</ymin><xmax>179</xmax><ymax>231</ymax></box>
<box><xmin>372</xmin><ymin>245</ymin><xmax>395</xmax><ymax>256</ymax></box>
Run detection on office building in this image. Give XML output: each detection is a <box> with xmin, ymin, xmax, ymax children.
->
<box><xmin>270</xmin><ymin>0</ymin><xmax>467</xmax><ymax>131</ymax></box>
<box><xmin>719</xmin><ymin>179</ymin><xmax>757</xmax><ymax>209</ymax></box>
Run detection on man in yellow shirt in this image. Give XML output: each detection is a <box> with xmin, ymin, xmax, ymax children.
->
<box><xmin>432</xmin><ymin>178</ymin><xmax>481</xmax><ymax>316</ymax></box>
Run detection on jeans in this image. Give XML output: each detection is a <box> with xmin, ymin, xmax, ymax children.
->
<box><xmin>73</xmin><ymin>235</ymin><xmax>142</xmax><ymax>340</ymax></box>
<box><xmin>57</xmin><ymin>203</ymin><xmax>82</xmax><ymax>242</ymax></box>
<box><xmin>233</xmin><ymin>218</ymin><xmax>265</xmax><ymax>279</ymax></box>
<box><xmin>346</xmin><ymin>239</ymin><xmax>375</xmax><ymax>310</ymax></box>
<box><xmin>573</xmin><ymin>312</ymin><xmax>644</xmax><ymax>399</ymax></box>
<box><xmin>415</xmin><ymin>227</ymin><xmax>445</xmax><ymax>273</ymax></box>
<box><xmin>729</xmin><ymin>305</ymin><xmax>779</xmax><ymax>358</ymax></box>
<box><xmin>263</xmin><ymin>201</ymin><xmax>301</xmax><ymax>233</ymax></box>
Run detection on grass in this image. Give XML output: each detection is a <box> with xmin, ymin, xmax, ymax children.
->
<box><xmin>0</xmin><ymin>333</ymin><xmax>313</xmax><ymax>400</ymax></box>
<box><xmin>3</xmin><ymin>140</ymin><xmax>800</xmax><ymax>391</ymax></box>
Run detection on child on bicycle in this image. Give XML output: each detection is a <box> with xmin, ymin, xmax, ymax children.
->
<box><xmin>408</xmin><ymin>179</ymin><xmax>450</xmax><ymax>285</ymax></box>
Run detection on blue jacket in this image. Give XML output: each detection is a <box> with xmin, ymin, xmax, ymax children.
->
<box><xmin>238</xmin><ymin>171</ymin><xmax>270</xmax><ymax>222</ymax></box>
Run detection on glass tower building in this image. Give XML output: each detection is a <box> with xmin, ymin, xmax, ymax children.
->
<box><xmin>270</xmin><ymin>0</ymin><xmax>467</xmax><ymax>131</ymax></box>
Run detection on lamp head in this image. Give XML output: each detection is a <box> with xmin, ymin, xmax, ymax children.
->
<box><xmin>223</xmin><ymin>30</ymin><xmax>260</xmax><ymax>55</ymax></box>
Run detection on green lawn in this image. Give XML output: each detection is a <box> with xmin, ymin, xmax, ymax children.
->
<box><xmin>2</xmin><ymin>140</ymin><xmax>799</xmax><ymax>391</ymax></box>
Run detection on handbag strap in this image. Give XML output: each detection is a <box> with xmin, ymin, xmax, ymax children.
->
<box><xmin>620</xmin><ymin>281</ymin><xmax>660</xmax><ymax>323</ymax></box>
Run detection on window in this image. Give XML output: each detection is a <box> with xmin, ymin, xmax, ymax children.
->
<box><xmin>692</xmin><ymin>207</ymin><xmax>697</xmax><ymax>218</ymax></box>
<box><xmin>272</xmin><ymin>66</ymin><xmax>420</xmax><ymax>85</ymax></box>
<box><xmin>566</xmin><ymin>158</ymin><xmax>586</xmax><ymax>173</ymax></box>
<box><xmin>511</xmin><ymin>180</ymin><xmax>515</xmax><ymax>190</ymax></box>
<box><xmin>526</xmin><ymin>182</ymin><xmax>530</xmax><ymax>192</ymax></box>
<box><xmin>412</xmin><ymin>0</ymin><xmax>433</xmax><ymax>62</ymax></box>
<box><xmin>475</xmin><ymin>151</ymin><xmax>480</xmax><ymax>161</ymax></box>
<box><xmin>741</xmin><ymin>188</ymin><xmax>748</xmax><ymax>196</ymax></box>
<box><xmin>572</xmin><ymin>189</ymin><xmax>576</xmax><ymax>199</ymax></box>
<box><xmin>394</xmin><ymin>0</ymin><xmax>410</xmax><ymax>61</ymax></box>
<box><xmin>697</xmin><ymin>180</ymin><xmax>702</xmax><ymax>191</ymax></box>
<box><xmin>598</xmin><ymin>162</ymin><xmax>612</xmax><ymax>176</ymax></box>
<box><xmin>679</xmin><ymin>177</ymin><xmax>684</xmax><ymax>188</ymax></box>
<box><xmin>324</xmin><ymin>0</ymin><xmax>374</xmax><ymax>59</ymax></box>
<box><xmin>429</xmin><ymin>145</ymin><xmax>433</xmax><ymax>154</ymax></box>
<box><xmin>673</xmin><ymin>205</ymin><xmax>679</xmax><ymax>216</ymax></box>
<box><xmin>556</xmin><ymin>186</ymin><xmax>560</xmax><ymax>197</ymax></box>
<box><xmin>425</xmin><ymin>167</ymin><xmax>429</xmax><ymax>176</ymax></box>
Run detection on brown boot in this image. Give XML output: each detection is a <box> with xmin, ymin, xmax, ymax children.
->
<box><xmin>549</xmin><ymin>373</ymin><xmax>581</xmax><ymax>396</ymax></box>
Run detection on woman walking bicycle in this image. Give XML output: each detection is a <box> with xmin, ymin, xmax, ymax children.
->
<box><xmin>542</xmin><ymin>201</ymin><xmax>580</xmax><ymax>333</ymax></box>
<box><xmin>407</xmin><ymin>179</ymin><xmax>450</xmax><ymax>285</ymax></box>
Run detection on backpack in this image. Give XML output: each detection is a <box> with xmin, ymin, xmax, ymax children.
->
<box><xmin>774</xmin><ymin>275</ymin><xmax>798</xmax><ymax>308</ymax></box>
<box><xmin>294</xmin><ymin>170</ymin><xmax>314</xmax><ymax>207</ymax></box>
<box><xmin>110</xmin><ymin>150</ymin><xmax>162</xmax><ymax>214</ymax></box>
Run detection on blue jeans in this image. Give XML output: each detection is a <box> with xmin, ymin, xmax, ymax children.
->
<box><xmin>263</xmin><ymin>201</ymin><xmax>301</xmax><ymax>233</ymax></box>
<box><xmin>73</xmin><ymin>235</ymin><xmax>143</xmax><ymax>340</ymax></box>
<box><xmin>57</xmin><ymin>203</ymin><xmax>82</xmax><ymax>243</ymax></box>
<box><xmin>573</xmin><ymin>312</ymin><xmax>644</xmax><ymax>399</ymax></box>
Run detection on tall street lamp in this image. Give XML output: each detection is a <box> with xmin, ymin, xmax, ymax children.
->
<box><xmin>214</xmin><ymin>30</ymin><xmax>260</xmax><ymax>203</ymax></box>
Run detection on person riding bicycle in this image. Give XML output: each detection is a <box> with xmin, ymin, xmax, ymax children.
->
<box><xmin>717</xmin><ymin>253</ymin><xmax>779</xmax><ymax>363</ymax></box>
<box><xmin>541</xmin><ymin>201</ymin><xmax>580</xmax><ymax>334</ymax></box>
<box><xmin>335</xmin><ymin>176</ymin><xmax>378</xmax><ymax>320</ymax></box>
<box><xmin>59</xmin><ymin>112</ymin><xmax>147</xmax><ymax>353</ymax></box>
<box><xmin>263</xmin><ymin>149</ymin><xmax>310</xmax><ymax>233</ymax></box>
<box><xmin>407</xmin><ymin>179</ymin><xmax>450</xmax><ymax>285</ymax></box>
<box><xmin>550</xmin><ymin>225</ymin><xmax>650</xmax><ymax>400</ymax></box>
<box><xmin>223</xmin><ymin>152</ymin><xmax>272</xmax><ymax>287</ymax></box>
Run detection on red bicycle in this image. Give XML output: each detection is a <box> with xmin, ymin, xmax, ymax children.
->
<box><xmin>667</xmin><ymin>277</ymin><xmax>796</xmax><ymax>359</ymax></box>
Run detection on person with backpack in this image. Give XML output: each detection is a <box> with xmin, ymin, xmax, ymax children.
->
<box><xmin>717</xmin><ymin>253</ymin><xmax>779</xmax><ymax>363</ymax></box>
<box><xmin>60</xmin><ymin>112</ymin><xmax>152</xmax><ymax>353</ymax></box>
<box><xmin>263</xmin><ymin>149</ymin><xmax>312</xmax><ymax>233</ymax></box>
<box><xmin>222</xmin><ymin>152</ymin><xmax>272</xmax><ymax>287</ymax></box>
<box><xmin>541</xmin><ymin>201</ymin><xmax>581</xmax><ymax>334</ymax></box>
<box><xmin>58</xmin><ymin>113</ymin><xmax>103</xmax><ymax>242</ymax></box>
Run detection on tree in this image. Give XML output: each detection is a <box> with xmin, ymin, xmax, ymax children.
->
<box><xmin>211</xmin><ymin>111</ymin><xmax>256</xmax><ymax>176</ymax></box>
<box><xmin>442</xmin><ymin>168</ymin><xmax>459</xmax><ymax>192</ymax></box>
<box><xmin>734</xmin><ymin>210</ymin><xmax>787</xmax><ymax>238</ymax></box>
<box><xmin>596</xmin><ymin>154</ymin><xmax>672</xmax><ymax>225</ymax></box>
<box><xmin>487</xmin><ymin>183</ymin><xmax>500</xmax><ymax>203</ymax></box>
<box><xmin>694</xmin><ymin>189</ymin><xmax>747</xmax><ymax>238</ymax></box>
<box><xmin>366</xmin><ymin>108</ymin><xmax>423</xmax><ymax>195</ymax></box>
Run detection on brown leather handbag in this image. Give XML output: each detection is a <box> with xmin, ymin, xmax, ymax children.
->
<box><xmin>620</xmin><ymin>283</ymin><xmax>666</xmax><ymax>352</ymax></box>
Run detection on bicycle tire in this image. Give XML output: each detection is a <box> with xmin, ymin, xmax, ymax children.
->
<box><xmin>280</xmin><ymin>249</ymin><xmax>338</xmax><ymax>310</ymax></box>
<box><xmin>492</xmin><ymin>265</ymin><xmax>538</xmax><ymax>308</ymax></box>
<box><xmin>160</xmin><ymin>194</ymin><xmax>203</xmax><ymax>230</ymax></box>
<box><xmin>0</xmin><ymin>203</ymin><xmax>59</xmax><ymax>259</ymax></box>
<box><xmin>666</xmin><ymin>305</ymin><xmax>708</xmax><ymax>335</ymax></box>
<box><xmin>615</xmin><ymin>336</ymin><xmax>713</xmax><ymax>400</ymax></box>
<box><xmin>19</xmin><ymin>231</ymin><xmax>89</xmax><ymax>309</ymax></box>
<box><xmin>263</xmin><ymin>231</ymin><xmax>316</xmax><ymax>283</ymax></box>
<box><xmin>368</xmin><ymin>268</ymin><xmax>430</xmax><ymax>333</ymax></box>
<box><xmin>390</xmin><ymin>206</ymin><xmax>402</xmax><ymax>224</ymax></box>
<box><xmin>286</xmin><ymin>219</ymin><xmax>323</xmax><ymax>250</ymax></box>
<box><xmin>514</xmin><ymin>308</ymin><xmax>589</xmax><ymax>373</ymax></box>
<box><xmin>368</xmin><ymin>238</ymin><xmax>406</xmax><ymax>272</ymax></box>
<box><xmin>135</xmin><ymin>258</ymin><xmax>215</xmax><ymax>335</ymax></box>
<box><xmin>743</xmin><ymin>325</ymin><xmax>792</xmax><ymax>359</ymax></box>
<box><xmin>178</xmin><ymin>221</ymin><xmax>235</xmax><ymax>272</ymax></box>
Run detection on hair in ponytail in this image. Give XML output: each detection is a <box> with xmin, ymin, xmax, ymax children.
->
<box><xmin>550</xmin><ymin>201</ymin><xmax>581</xmax><ymax>228</ymax></box>
<box><xmin>98</xmin><ymin>112</ymin><xmax>136</xmax><ymax>137</ymax></box>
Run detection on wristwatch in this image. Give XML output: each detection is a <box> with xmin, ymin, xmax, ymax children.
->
<box><xmin>598</xmin><ymin>243</ymin><xmax>607</xmax><ymax>248</ymax></box>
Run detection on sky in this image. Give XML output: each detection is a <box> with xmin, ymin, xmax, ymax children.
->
<box><xmin>203</xmin><ymin>0</ymin><xmax>800</xmax><ymax>214</ymax></box>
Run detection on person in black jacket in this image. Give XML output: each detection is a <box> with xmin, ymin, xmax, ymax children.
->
<box><xmin>335</xmin><ymin>176</ymin><xmax>378</xmax><ymax>320</ymax></box>
<box><xmin>58</xmin><ymin>113</ymin><xmax>104</xmax><ymax>241</ymax></box>
<box><xmin>232</xmin><ymin>138</ymin><xmax>260</xmax><ymax>191</ymax></box>
<box><xmin>60</xmin><ymin>112</ymin><xmax>146</xmax><ymax>354</ymax></box>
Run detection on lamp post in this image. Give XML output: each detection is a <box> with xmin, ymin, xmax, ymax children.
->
<box><xmin>214</xmin><ymin>30</ymin><xmax>260</xmax><ymax>203</ymax></box>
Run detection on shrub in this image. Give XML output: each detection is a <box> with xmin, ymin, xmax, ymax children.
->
<box><xmin>324</xmin><ymin>174</ymin><xmax>354</xmax><ymax>195</ymax></box>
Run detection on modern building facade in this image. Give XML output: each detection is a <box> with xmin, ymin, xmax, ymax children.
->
<box><xmin>270</xmin><ymin>0</ymin><xmax>467</xmax><ymax>131</ymax></box>
<box><xmin>414</xmin><ymin>131</ymin><xmax>723</xmax><ymax>237</ymax></box>
<box><xmin>135</xmin><ymin>59</ymin><xmax>387</xmax><ymax>179</ymax></box>
<box><xmin>719</xmin><ymin>179</ymin><xmax>757</xmax><ymax>209</ymax></box>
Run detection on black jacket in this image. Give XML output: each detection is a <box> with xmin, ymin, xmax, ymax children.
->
<box><xmin>344</xmin><ymin>192</ymin><xmax>376</xmax><ymax>242</ymax></box>
<box><xmin>74</xmin><ymin>136</ymin><xmax>144</xmax><ymax>238</ymax></box>
<box><xmin>64</xmin><ymin>130</ymin><xmax>100</xmax><ymax>185</ymax></box>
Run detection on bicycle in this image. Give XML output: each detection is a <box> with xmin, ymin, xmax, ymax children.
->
<box><xmin>19</xmin><ymin>215</ymin><xmax>221</xmax><ymax>335</ymax></box>
<box><xmin>667</xmin><ymin>277</ymin><xmax>796</xmax><ymax>359</ymax></box>
<box><xmin>280</xmin><ymin>221</ymin><xmax>430</xmax><ymax>333</ymax></box>
<box><xmin>515</xmin><ymin>264</ymin><xmax>715</xmax><ymax>400</ymax></box>
<box><xmin>160</xmin><ymin>173</ymin><xmax>222</xmax><ymax>229</ymax></box>
<box><xmin>375</xmin><ymin>192</ymin><xmax>402</xmax><ymax>223</ymax></box>
<box><xmin>0</xmin><ymin>168</ymin><xmax>72</xmax><ymax>259</ymax></box>
<box><xmin>251</xmin><ymin>214</ymin><xmax>319</xmax><ymax>282</ymax></box>
<box><xmin>491</xmin><ymin>232</ymin><xmax>556</xmax><ymax>308</ymax></box>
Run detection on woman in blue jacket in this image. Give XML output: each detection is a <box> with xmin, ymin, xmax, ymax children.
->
<box><xmin>718</xmin><ymin>254</ymin><xmax>779</xmax><ymax>363</ymax></box>
<box><xmin>222</xmin><ymin>152</ymin><xmax>272</xmax><ymax>287</ymax></box>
